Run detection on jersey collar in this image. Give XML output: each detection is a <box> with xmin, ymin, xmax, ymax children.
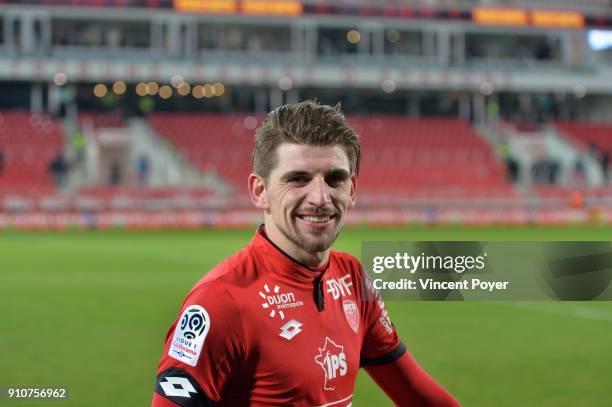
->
<box><xmin>251</xmin><ymin>224</ymin><xmax>330</xmax><ymax>284</ymax></box>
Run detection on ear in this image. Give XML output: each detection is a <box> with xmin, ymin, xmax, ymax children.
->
<box><xmin>348</xmin><ymin>173</ymin><xmax>357</xmax><ymax>209</ymax></box>
<box><xmin>248</xmin><ymin>173</ymin><xmax>269</xmax><ymax>210</ymax></box>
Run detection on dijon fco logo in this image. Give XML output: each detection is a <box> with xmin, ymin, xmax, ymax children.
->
<box><xmin>259</xmin><ymin>283</ymin><xmax>304</xmax><ymax>320</ymax></box>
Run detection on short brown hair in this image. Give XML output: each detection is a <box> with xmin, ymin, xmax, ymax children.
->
<box><xmin>252</xmin><ymin>100</ymin><xmax>360</xmax><ymax>181</ymax></box>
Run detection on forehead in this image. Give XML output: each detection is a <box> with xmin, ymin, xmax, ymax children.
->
<box><xmin>272</xmin><ymin>143</ymin><xmax>350</xmax><ymax>175</ymax></box>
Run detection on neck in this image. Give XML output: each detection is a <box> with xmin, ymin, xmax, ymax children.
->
<box><xmin>263</xmin><ymin>220</ymin><xmax>330</xmax><ymax>269</ymax></box>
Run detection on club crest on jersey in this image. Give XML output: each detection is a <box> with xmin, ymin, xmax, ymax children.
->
<box><xmin>168</xmin><ymin>305</ymin><xmax>210</xmax><ymax>367</ymax></box>
<box><xmin>259</xmin><ymin>283</ymin><xmax>304</xmax><ymax>320</ymax></box>
<box><xmin>342</xmin><ymin>300</ymin><xmax>359</xmax><ymax>333</ymax></box>
<box><xmin>314</xmin><ymin>337</ymin><xmax>348</xmax><ymax>391</ymax></box>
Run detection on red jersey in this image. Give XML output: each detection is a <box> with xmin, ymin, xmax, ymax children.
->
<box><xmin>153</xmin><ymin>226</ymin><xmax>405</xmax><ymax>406</ymax></box>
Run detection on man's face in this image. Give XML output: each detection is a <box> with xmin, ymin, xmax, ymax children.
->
<box><xmin>261</xmin><ymin>143</ymin><xmax>356</xmax><ymax>256</ymax></box>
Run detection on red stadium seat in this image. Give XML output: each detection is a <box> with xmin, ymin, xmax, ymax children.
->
<box><xmin>0</xmin><ymin>111</ymin><xmax>63</xmax><ymax>196</ymax></box>
<box><xmin>556</xmin><ymin>121</ymin><xmax>612</xmax><ymax>155</ymax></box>
<box><xmin>147</xmin><ymin>114</ymin><xmax>516</xmax><ymax>201</ymax></box>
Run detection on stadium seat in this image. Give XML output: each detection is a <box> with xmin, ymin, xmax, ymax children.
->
<box><xmin>147</xmin><ymin>114</ymin><xmax>516</xmax><ymax>203</ymax></box>
<box><xmin>0</xmin><ymin>111</ymin><xmax>63</xmax><ymax>197</ymax></box>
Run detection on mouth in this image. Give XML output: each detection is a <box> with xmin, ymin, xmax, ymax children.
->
<box><xmin>295</xmin><ymin>214</ymin><xmax>336</xmax><ymax>225</ymax></box>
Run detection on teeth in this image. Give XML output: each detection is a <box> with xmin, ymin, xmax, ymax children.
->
<box><xmin>301</xmin><ymin>215</ymin><xmax>331</xmax><ymax>223</ymax></box>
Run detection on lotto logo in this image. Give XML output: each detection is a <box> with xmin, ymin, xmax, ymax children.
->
<box><xmin>279</xmin><ymin>319</ymin><xmax>303</xmax><ymax>340</ymax></box>
<box><xmin>326</xmin><ymin>274</ymin><xmax>353</xmax><ymax>300</ymax></box>
<box><xmin>159</xmin><ymin>377</ymin><xmax>197</xmax><ymax>398</ymax></box>
<box><xmin>315</xmin><ymin>337</ymin><xmax>348</xmax><ymax>391</ymax></box>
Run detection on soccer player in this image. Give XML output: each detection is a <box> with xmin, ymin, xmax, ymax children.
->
<box><xmin>152</xmin><ymin>101</ymin><xmax>460</xmax><ymax>406</ymax></box>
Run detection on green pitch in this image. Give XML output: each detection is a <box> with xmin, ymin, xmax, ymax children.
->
<box><xmin>1</xmin><ymin>225</ymin><xmax>611</xmax><ymax>406</ymax></box>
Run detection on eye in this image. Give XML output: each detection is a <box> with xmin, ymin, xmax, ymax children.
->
<box><xmin>287</xmin><ymin>175</ymin><xmax>310</xmax><ymax>185</ymax></box>
<box><xmin>326</xmin><ymin>173</ymin><xmax>348</xmax><ymax>187</ymax></box>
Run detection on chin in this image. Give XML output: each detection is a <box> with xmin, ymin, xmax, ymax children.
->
<box><xmin>300</xmin><ymin>233</ymin><xmax>337</xmax><ymax>253</ymax></box>
<box><xmin>301</xmin><ymin>242</ymin><xmax>333</xmax><ymax>254</ymax></box>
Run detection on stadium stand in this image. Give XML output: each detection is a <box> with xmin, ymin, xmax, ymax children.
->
<box><xmin>147</xmin><ymin>113</ymin><xmax>257</xmax><ymax>193</ymax></box>
<box><xmin>1</xmin><ymin>0</ymin><xmax>611</xmax><ymax>227</ymax></box>
<box><xmin>148</xmin><ymin>114</ymin><xmax>515</xmax><ymax>201</ymax></box>
<box><xmin>78</xmin><ymin>112</ymin><xmax>127</xmax><ymax>129</ymax></box>
<box><xmin>75</xmin><ymin>186</ymin><xmax>220</xmax><ymax>211</ymax></box>
<box><xmin>353</xmin><ymin>117</ymin><xmax>515</xmax><ymax>199</ymax></box>
<box><xmin>0</xmin><ymin>111</ymin><xmax>63</xmax><ymax>197</ymax></box>
<box><xmin>556</xmin><ymin>121</ymin><xmax>612</xmax><ymax>155</ymax></box>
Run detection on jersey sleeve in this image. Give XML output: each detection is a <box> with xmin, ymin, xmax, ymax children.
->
<box><xmin>358</xmin><ymin>270</ymin><xmax>406</xmax><ymax>366</ymax></box>
<box><xmin>153</xmin><ymin>283</ymin><xmax>246</xmax><ymax>406</ymax></box>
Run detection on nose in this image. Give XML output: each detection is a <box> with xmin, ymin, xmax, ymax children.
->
<box><xmin>306</xmin><ymin>176</ymin><xmax>332</xmax><ymax>207</ymax></box>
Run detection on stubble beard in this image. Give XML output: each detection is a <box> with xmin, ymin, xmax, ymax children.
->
<box><xmin>282</xmin><ymin>218</ymin><xmax>342</xmax><ymax>254</ymax></box>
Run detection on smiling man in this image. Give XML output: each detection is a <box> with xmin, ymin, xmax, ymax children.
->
<box><xmin>152</xmin><ymin>101</ymin><xmax>460</xmax><ymax>406</ymax></box>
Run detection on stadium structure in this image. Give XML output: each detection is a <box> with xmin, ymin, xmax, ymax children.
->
<box><xmin>0</xmin><ymin>0</ymin><xmax>611</xmax><ymax>229</ymax></box>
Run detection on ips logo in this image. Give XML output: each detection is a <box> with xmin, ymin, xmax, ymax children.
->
<box><xmin>314</xmin><ymin>337</ymin><xmax>348</xmax><ymax>391</ymax></box>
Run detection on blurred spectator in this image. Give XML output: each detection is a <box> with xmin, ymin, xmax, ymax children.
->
<box><xmin>569</xmin><ymin>190</ymin><xmax>584</xmax><ymax>209</ymax></box>
<box><xmin>109</xmin><ymin>162</ymin><xmax>121</xmax><ymax>185</ymax></box>
<box><xmin>138</xmin><ymin>96</ymin><xmax>155</xmax><ymax>114</ymax></box>
<box><xmin>485</xmin><ymin>98</ymin><xmax>499</xmax><ymax>124</ymax></box>
<box><xmin>48</xmin><ymin>153</ymin><xmax>69</xmax><ymax>187</ymax></box>
<box><xmin>535</xmin><ymin>94</ymin><xmax>553</xmax><ymax>123</ymax></box>
<box><xmin>532</xmin><ymin>158</ymin><xmax>560</xmax><ymax>185</ymax></box>
<box><xmin>0</xmin><ymin>146</ymin><xmax>4</xmax><ymax>174</ymax></box>
<box><xmin>602</xmin><ymin>150</ymin><xmax>610</xmax><ymax>183</ymax></box>
<box><xmin>572</xmin><ymin>154</ymin><xmax>586</xmax><ymax>186</ymax></box>
<box><xmin>548</xmin><ymin>160</ymin><xmax>560</xmax><ymax>184</ymax></box>
<box><xmin>506</xmin><ymin>158</ymin><xmax>520</xmax><ymax>183</ymax></box>
<box><xmin>137</xmin><ymin>154</ymin><xmax>151</xmax><ymax>186</ymax></box>
<box><xmin>535</xmin><ymin>39</ymin><xmax>551</xmax><ymax>60</ymax></box>
<box><xmin>105</xmin><ymin>27</ymin><xmax>122</xmax><ymax>48</ymax></box>
<box><xmin>498</xmin><ymin>140</ymin><xmax>519</xmax><ymax>183</ymax></box>
<box><xmin>72</xmin><ymin>131</ymin><xmax>86</xmax><ymax>163</ymax></box>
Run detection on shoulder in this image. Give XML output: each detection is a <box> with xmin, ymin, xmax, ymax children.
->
<box><xmin>194</xmin><ymin>244</ymin><xmax>260</xmax><ymax>290</ymax></box>
<box><xmin>330</xmin><ymin>250</ymin><xmax>365</xmax><ymax>275</ymax></box>
<box><xmin>329</xmin><ymin>250</ymin><xmax>378</xmax><ymax>301</ymax></box>
<box><xmin>185</xmin><ymin>243</ymin><xmax>261</xmax><ymax>310</ymax></box>
<box><xmin>329</xmin><ymin>250</ymin><xmax>369</xmax><ymax>290</ymax></box>
<box><xmin>173</xmin><ymin>246</ymin><xmax>257</xmax><ymax>344</ymax></box>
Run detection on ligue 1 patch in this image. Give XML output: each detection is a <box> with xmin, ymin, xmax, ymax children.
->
<box><xmin>168</xmin><ymin>305</ymin><xmax>210</xmax><ymax>367</ymax></box>
<box><xmin>342</xmin><ymin>300</ymin><xmax>359</xmax><ymax>333</ymax></box>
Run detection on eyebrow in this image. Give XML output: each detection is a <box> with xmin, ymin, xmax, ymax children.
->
<box><xmin>325</xmin><ymin>168</ymin><xmax>351</xmax><ymax>179</ymax></box>
<box><xmin>280</xmin><ymin>171</ymin><xmax>310</xmax><ymax>181</ymax></box>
